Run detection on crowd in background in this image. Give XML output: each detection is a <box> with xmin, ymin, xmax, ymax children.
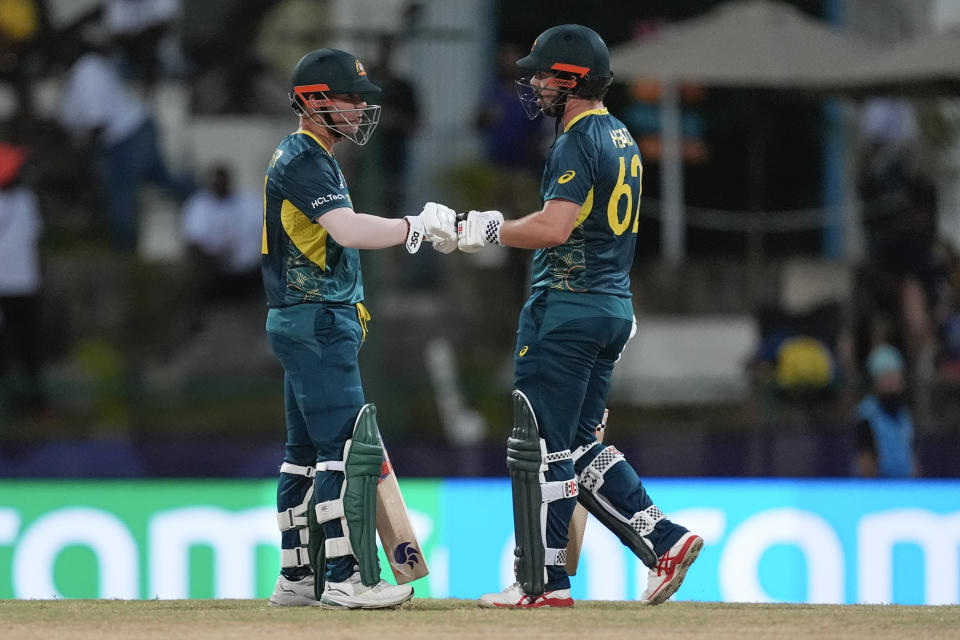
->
<box><xmin>0</xmin><ymin>0</ymin><xmax>958</xmax><ymax>479</ymax></box>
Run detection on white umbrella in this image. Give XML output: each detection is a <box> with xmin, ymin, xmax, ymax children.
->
<box><xmin>837</xmin><ymin>28</ymin><xmax>960</xmax><ymax>94</ymax></box>
<box><xmin>608</xmin><ymin>0</ymin><xmax>880</xmax><ymax>264</ymax></box>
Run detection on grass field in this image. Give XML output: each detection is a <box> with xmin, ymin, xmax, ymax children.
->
<box><xmin>1</xmin><ymin>599</ymin><xmax>959</xmax><ymax>640</ymax></box>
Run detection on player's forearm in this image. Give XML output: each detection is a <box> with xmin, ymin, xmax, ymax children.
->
<box><xmin>323</xmin><ymin>209</ymin><xmax>407</xmax><ymax>249</ymax></box>
<box><xmin>501</xmin><ymin>210</ymin><xmax>573</xmax><ymax>249</ymax></box>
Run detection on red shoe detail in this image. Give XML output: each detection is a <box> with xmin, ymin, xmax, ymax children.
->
<box><xmin>642</xmin><ymin>533</ymin><xmax>703</xmax><ymax>605</ymax></box>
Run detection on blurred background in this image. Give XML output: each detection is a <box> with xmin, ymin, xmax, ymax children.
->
<box><xmin>2</xmin><ymin>0</ymin><xmax>960</xmax><ymax>480</ymax></box>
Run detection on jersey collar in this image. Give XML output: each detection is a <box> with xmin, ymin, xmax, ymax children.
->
<box><xmin>295</xmin><ymin>128</ymin><xmax>332</xmax><ymax>154</ymax></box>
<box><xmin>564</xmin><ymin>108</ymin><xmax>609</xmax><ymax>133</ymax></box>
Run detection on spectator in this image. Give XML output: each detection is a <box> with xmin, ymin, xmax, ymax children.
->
<box><xmin>181</xmin><ymin>162</ymin><xmax>263</xmax><ymax>302</ymax></box>
<box><xmin>104</xmin><ymin>0</ymin><xmax>187</xmax><ymax>86</ymax></box>
<box><xmin>858</xmin><ymin>98</ymin><xmax>918</xmax><ymax>203</ymax></box>
<box><xmin>59</xmin><ymin>35</ymin><xmax>193</xmax><ymax>252</ymax></box>
<box><xmin>854</xmin><ymin>344</ymin><xmax>918</xmax><ymax>478</ymax></box>
<box><xmin>0</xmin><ymin>142</ymin><xmax>48</xmax><ymax>416</ymax></box>
<box><xmin>868</xmin><ymin>178</ymin><xmax>956</xmax><ymax>418</ymax></box>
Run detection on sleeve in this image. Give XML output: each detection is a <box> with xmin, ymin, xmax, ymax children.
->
<box><xmin>541</xmin><ymin>131</ymin><xmax>598</xmax><ymax>206</ymax></box>
<box><xmin>280</xmin><ymin>151</ymin><xmax>351</xmax><ymax>222</ymax></box>
<box><xmin>855</xmin><ymin>418</ymin><xmax>876</xmax><ymax>455</ymax></box>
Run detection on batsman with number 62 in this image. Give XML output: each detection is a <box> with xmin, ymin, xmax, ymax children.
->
<box><xmin>458</xmin><ymin>24</ymin><xmax>703</xmax><ymax>608</ymax></box>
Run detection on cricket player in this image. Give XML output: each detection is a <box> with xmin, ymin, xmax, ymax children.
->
<box><xmin>263</xmin><ymin>48</ymin><xmax>457</xmax><ymax>608</ymax></box>
<box><xmin>458</xmin><ymin>24</ymin><xmax>703</xmax><ymax>607</ymax></box>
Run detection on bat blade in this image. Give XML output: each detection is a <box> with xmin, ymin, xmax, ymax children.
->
<box><xmin>565</xmin><ymin>409</ymin><xmax>607</xmax><ymax>576</ymax></box>
<box><xmin>376</xmin><ymin>437</ymin><xmax>429</xmax><ymax>584</ymax></box>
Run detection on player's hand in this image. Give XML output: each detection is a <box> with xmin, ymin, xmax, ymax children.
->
<box><xmin>405</xmin><ymin>202</ymin><xmax>457</xmax><ymax>254</ymax></box>
<box><xmin>431</xmin><ymin>235</ymin><xmax>458</xmax><ymax>254</ymax></box>
<box><xmin>457</xmin><ymin>210</ymin><xmax>504</xmax><ymax>253</ymax></box>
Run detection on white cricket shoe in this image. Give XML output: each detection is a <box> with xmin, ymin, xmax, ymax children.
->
<box><xmin>641</xmin><ymin>532</ymin><xmax>703</xmax><ymax>605</ymax></box>
<box><xmin>319</xmin><ymin>571</ymin><xmax>413</xmax><ymax>609</ymax></box>
<box><xmin>478</xmin><ymin>582</ymin><xmax>574</xmax><ymax>608</ymax></box>
<box><xmin>268</xmin><ymin>574</ymin><xmax>322</xmax><ymax>607</ymax></box>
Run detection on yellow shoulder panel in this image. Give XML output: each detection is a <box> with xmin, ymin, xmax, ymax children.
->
<box><xmin>281</xmin><ymin>199</ymin><xmax>327</xmax><ymax>268</ymax></box>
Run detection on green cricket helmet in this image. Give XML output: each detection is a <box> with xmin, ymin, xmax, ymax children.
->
<box><xmin>289</xmin><ymin>48</ymin><xmax>382</xmax><ymax>145</ymax></box>
<box><xmin>515</xmin><ymin>24</ymin><xmax>614</xmax><ymax>119</ymax></box>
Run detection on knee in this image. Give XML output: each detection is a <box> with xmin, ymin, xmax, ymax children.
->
<box><xmin>284</xmin><ymin>444</ymin><xmax>315</xmax><ymax>467</ymax></box>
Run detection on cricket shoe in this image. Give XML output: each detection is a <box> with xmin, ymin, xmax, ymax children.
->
<box><xmin>319</xmin><ymin>572</ymin><xmax>413</xmax><ymax>609</ymax></box>
<box><xmin>641</xmin><ymin>532</ymin><xmax>703</xmax><ymax>605</ymax></box>
<box><xmin>478</xmin><ymin>582</ymin><xmax>574</xmax><ymax>608</ymax></box>
<box><xmin>268</xmin><ymin>574</ymin><xmax>322</xmax><ymax>607</ymax></box>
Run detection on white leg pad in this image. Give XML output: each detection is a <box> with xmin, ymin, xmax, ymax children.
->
<box><xmin>278</xmin><ymin>462</ymin><xmax>316</xmax><ymax>566</ymax></box>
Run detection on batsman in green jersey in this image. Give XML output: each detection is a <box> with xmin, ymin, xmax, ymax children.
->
<box><xmin>263</xmin><ymin>48</ymin><xmax>457</xmax><ymax>609</ymax></box>
<box><xmin>459</xmin><ymin>25</ymin><xmax>703</xmax><ymax>608</ymax></box>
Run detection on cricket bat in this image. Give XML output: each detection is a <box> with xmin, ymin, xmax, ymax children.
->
<box><xmin>376</xmin><ymin>433</ymin><xmax>429</xmax><ymax>584</ymax></box>
<box><xmin>564</xmin><ymin>408</ymin><xmax>608</xmax><ymax>576</ymax></box>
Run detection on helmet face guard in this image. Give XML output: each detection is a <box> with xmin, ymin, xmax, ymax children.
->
<box><xmin>515</xmin><ymin>63</ymin><xmax>591</xmax><ymax>120</ymax></box>
<box><xmin>291</xmin><ymin>84</ymin><xmax>382</xmax><ymax>146</ymax></box>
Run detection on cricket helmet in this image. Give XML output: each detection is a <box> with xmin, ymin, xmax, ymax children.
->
<box><xmin>289</xmin><ymin>48</ymin><xmax>382</xmax><ymax>145</ymax></box>
<box><xmin>515</xmin><ymin>24</ymin><xmax>614</xmax><ymax>119</ymax></box>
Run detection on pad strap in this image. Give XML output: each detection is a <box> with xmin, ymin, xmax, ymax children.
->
<box><xmin>278</xmin><ymin>463</ymin><xmax>315</xmax><ymax>558</ymax></box>
<box><xmin>280</xmin><ymin>461</ymin><xmax>317</xmax><ymax>478</ymax></box>
<box><xmin>544</xmin><ymin>547</ymin><xmax>568</xmax><ymax>567</ymax></box>
<box><xmin>629</xmin><ymin>505</ymin><xmax>666</xmax><ymax>537</ymax></box>
<box><xmin>579</xmin><ymin>445</ymin><xmax>625</xmax><ymax>493</ymax></box>
<box><xmin>315</xmin><ymin>499</ymin><xmax>345</xmax><ymax>523</ymax></box>
<box><xmin>316</xmin><ymin>460</ymin><xmax>346</xmax><ymax>472</ymax></box>
<box><xmin>571</xmin><ymin>441</ymin><xmax>601</xmax><ymax>463</ymax></box>
<box><xmin>281</xmin><ymin>546</ymin><xmax>310</xmax><ymax>568</ymax></box>
<box><xmin>540</xmin><ymin>479</ymin><xmax>578</xmax><ymax>503</ymax></box>
<box><xmin>543</xmin><ymin>448</ymin><xmax>572</xmax><ymax>465</ymax></box>
<box><xmin>324</xmin><ymin>536</ymin><xmax>354</xmax><ymax>558</ymax></box>
<box><xmin>277</xmin><ymin>484</ymin><xmax>314</xmax><ymax>531</ymax></box>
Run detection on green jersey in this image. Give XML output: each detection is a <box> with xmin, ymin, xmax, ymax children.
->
<box><xmin>261</xmin><ymin>129</ymin><xmax>362</xmax><ymax>307</ymax></box>
<box><xmin>533</xmin><ymin>108</ymin><xmax>642</xmax><ymax>297</ymax></box>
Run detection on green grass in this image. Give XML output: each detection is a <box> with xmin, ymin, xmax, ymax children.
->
<box><xmin>1</xmin><ymin>599</ymin><xmax>959</xmax><ymax>640</ymax></box>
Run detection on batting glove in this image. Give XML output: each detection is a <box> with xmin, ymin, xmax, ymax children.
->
<box><xmin>457</xmin><ymin>210</ymin><xmax>504</xmax><ymax>253</ymax></box>
<box><xmin>404</xmin><ymin>202</ymin><xmax>457</xmax><ymax>254</ymax></box>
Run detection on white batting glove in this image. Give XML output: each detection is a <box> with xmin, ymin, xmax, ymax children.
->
<box><xmin>431</xmin><ymin>236</ymin><xmax>458</xmax><ymax>254</ymax></box>
<box><xmin>457</xmin><ymin>210</ymin><xmax>504</xmax><ymax>253</ymax></box>
<box><xmin>404</xmin><ymin>202</ymin><xmax>457</xmax><ymax>254</ymax></box>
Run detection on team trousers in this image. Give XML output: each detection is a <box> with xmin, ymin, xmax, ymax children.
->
<box><xmin>513</xmin><ymin>289</ymin><xmax>685</xmax><ymax>590</ymax></box>
<box><xmin>266</xmin><ymin>302</ymin><xmax>367</xmax><ymax>582</ymax></box>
